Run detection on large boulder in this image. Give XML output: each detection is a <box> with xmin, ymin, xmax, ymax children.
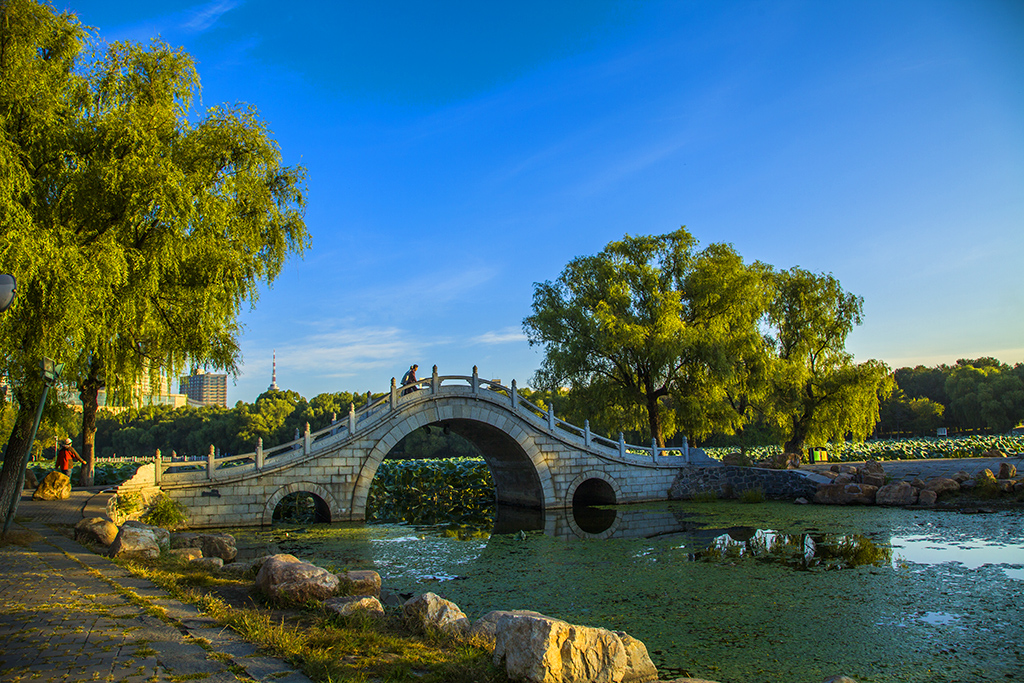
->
<box><xmin>875</xmin><ymin>482</ymin><xmax>918</xmax><ymax>507</ymax></box>
<box><xmin>614</xmin><ymin>631</ymin><xmax>660</xmax><ymax>683</ymax></box>
<box><xmin>122</xmin><ymin>521</ymin><xmax>170</xmax><ymax>551</ymax></box>
<box><xmin>74</xmin><ymin>517</ymin><xmax>119</xmax><ymax>546</ymax></box>
<box><xmin>917</xmin><ymin>489</ymin><xmax>938</xmax><ymax>506</ymax></box>
<box><xmin>813</xmin><ymin>483</ymin><xmax>878</xmax><ymax>505</ymax></box>
<box><xmin>324</xmin><ymin>595</ymin><xmax>385</xmax><ymax>619</ymax></box>
<box><xmin>255</xmin><ymin>554</ymin><xmax>340</xmax><ymax>603</ymax></box>
<box><xmin>337</xmin><ymin>569</ymin><xmax>381</xmax><ymax>597</ymax></box>
<box><xmin>33</xmin><ymin>471</ymin><xmax>71</xmax><ymax>501</ymax></box>
<box><xmin>170</xmin><ymin>532</ymin><xmax>237</xmax><ymax>561</ymax></box>
<box><xmin>108</xmin><ymin>525</ymin><xmax>161</xmax><ymax>559</ymax></box>
<box><xmin>403</xmin><ymin>592</ymin><xmax>470</xmax><ymax>636</ymax></box>
<box><xmin>924</xmin><ymin>477</ymin><xmax>960</xmax><ymax>496</ymax></box>
<box><xmin>491</xmin><ymin>611</ymin><xmax>657</xmax><ymax>683</ymax></box>
<box><xmin>23</xmin><ymin>468</ymin><xmax>37</xmax><ymax>489</ymax></box>
<box><xmin>998</xmin><ymin>463</ymin><xmax>1017</xmax><ymax>480</ymax></box>
<box><xmin>469</xmin><ymin>610</ymin><xmax>547</xmax><ymax>650</ymax></box>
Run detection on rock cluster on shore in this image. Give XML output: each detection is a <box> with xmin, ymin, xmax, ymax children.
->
<box><xmin>812</xmin><ymin>461</ymin><xmax>1023</xmax><ymax>506</ymax></box>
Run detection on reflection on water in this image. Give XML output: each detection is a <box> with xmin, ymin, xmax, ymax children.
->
<box><xmin>688</xmin><ymin>528</ymin><xmax>892</xmax><ymax>570</ymax></box>
<box><xmin>226</xmin><ymin>502</ymin><xmax>1024</xmax><ymax>683</ymax></box>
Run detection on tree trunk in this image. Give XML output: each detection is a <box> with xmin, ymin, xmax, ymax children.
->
<box><xmin>0</xmin><ymin>396</ymin><xmax>40</xmax><ymax>534</ymax></box>
<box><xmin>785</xmin><ymin>412</ymin><xmax>810</xmax><ymax>455</ymax></box>
<box><xmin>646</xmin><ymin>391</ymin><xmax>665</xmax><ymax>448</ymax></box>
<box><xmin>78</xmin><ymin>357</ymin><xmax>104</xmax><ymax>487</ymax></box>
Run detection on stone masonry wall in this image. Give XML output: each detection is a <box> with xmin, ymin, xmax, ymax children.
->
<box><xmin>669</xmin><ymin>465</ymin><xmax>818</xmax><ymax>501</ymax></box>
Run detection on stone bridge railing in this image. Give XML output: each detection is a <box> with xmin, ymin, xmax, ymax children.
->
<box><xmin>150</xmin><ymin>366</ymin><xmax>710</xmax><ymax>488</ymax></box>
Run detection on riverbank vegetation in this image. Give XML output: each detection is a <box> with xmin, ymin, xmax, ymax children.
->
<box><xmin>110</xmin><ymin>553</ymin><xmax>508</xmax><ymax>683</ymax></box>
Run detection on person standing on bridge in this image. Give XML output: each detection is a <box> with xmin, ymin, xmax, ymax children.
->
<box><xmin>401</xmin><ymin>364</ymin><xmax>419</xmax><ymax>395</ymax></box>
<box><xmin>55</xmin><ymin>438</ymin><xmax>84</xmax><ymax>479</ymax></box>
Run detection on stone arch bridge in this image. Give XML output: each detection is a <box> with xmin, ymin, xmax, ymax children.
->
<box><xmin>118</xmin><ymin>367</ymin><xmax>718</xmax><ymax>529</ymax></box>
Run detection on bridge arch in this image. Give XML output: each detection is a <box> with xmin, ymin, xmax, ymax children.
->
<box><xmin>565</xmin><ymin>471</ymin><xmax>622</xmax><ymax>539</ymax></box>
<box><xmin>262</xmin><ymin>482</ymin><xmax>341</xmax><ymax>526</ymax></box>
<box><xmin>350</xmin><ymin>401</ymin><xmax>556</xmax><ymax>520</ymax></box>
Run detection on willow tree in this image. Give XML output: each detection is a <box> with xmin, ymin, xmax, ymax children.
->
<box><xmin>523</xmin><ymin>227</ymin><xmax>771</xmax><ymax>447</ymax></box>
<box><xmin>66</xmin><ymin>40</ymin><xmax>308</xmax><ymax>485</ymax></box>
<box><xmin>766</xmin><ymin>268</ymin><xmax>892</xmax><ymax>454</ymax></box>
<box><xmin>0</xmin><ymin>0</ymin><xmax>308</xmax><ymax>526</ymax></box>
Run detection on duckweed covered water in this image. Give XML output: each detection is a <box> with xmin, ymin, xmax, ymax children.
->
<box><xmin>225</xmin><ymin>502</ymin><xmax>1024</xmax><ymax>682</ymax></box>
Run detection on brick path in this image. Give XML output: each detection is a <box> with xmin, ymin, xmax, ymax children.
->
<box><xmin>0</xmin><ymin>490</ymin><xmax>311</xmax><ymax>683</ymax></box>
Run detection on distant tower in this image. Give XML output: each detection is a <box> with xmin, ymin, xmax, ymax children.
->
<box><xmin>268</xmin><ymin>350</ymin><xmax>279</xmax><ymax>391</ymax></box>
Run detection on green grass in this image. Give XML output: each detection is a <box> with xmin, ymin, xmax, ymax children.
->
<box><xmin>114</xmin><ymin>555</ymin><xmax>510</xmax><ymax>683</ymax></box>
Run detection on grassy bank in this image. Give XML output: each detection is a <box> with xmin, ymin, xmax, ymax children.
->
<box><xmin>112</xmin><ymin>554</ymin><xmax>509</xmax><ymax>683</ymax></box>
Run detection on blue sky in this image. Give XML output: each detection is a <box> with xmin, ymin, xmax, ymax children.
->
<box><xmin>62</xmin><ymin>0</ymin><xmax>1023</xmax><ymax>404</ymax></box>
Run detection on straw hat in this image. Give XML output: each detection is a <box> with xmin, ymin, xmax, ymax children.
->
<box><xmin>63</xmin><ymin>438</ymin><xmax>72</xmax><ymax>446</ymax></box>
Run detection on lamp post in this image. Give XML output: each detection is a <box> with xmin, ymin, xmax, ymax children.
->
<box><xmin>0</xmin><ymin>274</ymin><xmax>15</xmax><ymax>313</ymax></box>
<box><xmin>2</xmin><ymin>357</ymin><xmax>63</xmax><ymax>533</ymax></box>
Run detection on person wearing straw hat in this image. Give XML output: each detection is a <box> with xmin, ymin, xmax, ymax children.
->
<box><xmin>55</xmin><ymin>438</ymin><xmax>84</xmax><ymax>478</ymax></box>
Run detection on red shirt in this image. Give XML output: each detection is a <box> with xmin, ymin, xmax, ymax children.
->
<box><xmin>55</xmin><ymin>446</ymin><xmax>81</xmax><ymax>470</ymax></box>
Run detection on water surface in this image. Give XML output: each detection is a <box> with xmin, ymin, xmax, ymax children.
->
<box><xmin>226</xmin><ymin>502</ymin><xmax>1024</xmax><ymax>682</ymax></box>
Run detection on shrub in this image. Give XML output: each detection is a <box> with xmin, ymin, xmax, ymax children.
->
<box><xmin>142</xmin><ymin>494</ymin><xmax>189</xmax><ymax>530</ymax></box>
<box><xmin>111</xmin><ymin>492</ymin><xmax>142</xmax><ymax>516</ymax></box>
<box><xmin>739</xmin><ymin>488</ymin><xmax>766</xmax><ymax>504</ymax></box>
<box><xmin>692</xmin><ymin>491</ymin><xmax>718</xmax><ymax>503</ymax></box>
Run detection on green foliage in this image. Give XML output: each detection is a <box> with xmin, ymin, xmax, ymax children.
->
<box><xmin>366</xmin><ymin>458</ymin><xmax>495</xmax><ymax>528</ymax></box>
<box><xmin>738</xmin><ymin>488</ymin><xmax>766</xmax><ymax>504</ymax></box>
<box><xmin>703</xmin><ymin>434</ymin><xmax>1024</xmax><ymax>462</ymax></box>
<box><xmin>766</xmin><ymin>268</ymin><xmax>893</xmax><ymax>453</ymax></box>
<box><xmin>112</xmin><ymin>492</ymin><xmax>142</xmax><ymax>516</ymax></box>
<box><xmin>524</xmin><ymin>227</ymin><xmax>772</xmax><ymax>446</ymax></box>
<box><xmin>692</xmin><ymin>491</ymin><xmax>718</xmax><ymax>503</ymax></box>
<box><xmin>142</xmin><ymin>494</ymin><xmax>189</xmax><ymax>530</ymax></box>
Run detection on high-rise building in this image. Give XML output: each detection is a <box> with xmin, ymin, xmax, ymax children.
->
<box><xmin>179</xmin><ymin>369</ymin><xmax>228</xmax><ymax>407</ymax></box>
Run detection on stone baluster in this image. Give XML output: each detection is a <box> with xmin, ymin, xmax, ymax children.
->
<box><xmin>584</xmin><ymin>420</ymin><xmax>591</xmax><ymax>447</ymax></box>
<box><xmin>471</xmin><ymin>365</ymin><xmax>479</xmax><ymax>394</ymax></box>
<box><xmin>682</xmin><ymin>436</ymin><xmax>689</xmax><ymax>462</ymax></box>
<box><xmin>431</xmin><ymin>365</ymin><xmax>439</xmax><ymax>394</ymax></box>
<box><xmin>331</xmin><ymin>411</ymin><xmax>336</xmax><ymax>423</ymax></box>
<box><xmin>207</xmin><ymin>444</ymin><xmax>215</xmax><ymax>480</ymax></box>
<box><xmin>511</xmin><ymin>379</ymin><xmax>519</xmax><ymax>412</ymax></box>
<box><xmin>256</xmin><ymin>438</ymin><xmax>264</xmax><ymax>470</ymax></box>
<box><xmin>366</xmin><ymin>391</ymin><xmax>372</xmax><ymax>407</ymax></box>
<box><xmin>619</xmin><ymin>432</ymin><xmax>626</xmax><ymax>459</ymax></box>
<box><xmin>547</xmin><ymin>404</ymin><xmax>555</xmax><ymax>430</ymax></box>
<box><xmin>651</xmin><ymin>438</ymin><xmax>658</xmax><ymax>464</ymax></box>
<box><xmin>154</xmin><ymin>449</ymin><xmax>161</xmax><ymax>485</ymax></box>
<box><xmin>390</xmin><ymin>377</ymin><xmax>397</xmax><ymax>409</ymax></box>
<box><xmin>348</xmin><ymin>403</ymin><xmax>356</xmax><ymax>434</ymax></box>
<box><xmin>304</xmin><ymin>422</ymin><xmax>311</xmax><ymax>454</ymax></box>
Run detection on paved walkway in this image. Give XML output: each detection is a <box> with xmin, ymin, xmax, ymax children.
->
<box><xmin>0</xmin><ymin>490</ymin><xmax>312</xmax><ymax>683</ymax></box>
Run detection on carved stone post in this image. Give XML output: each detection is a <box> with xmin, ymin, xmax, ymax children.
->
<box><xmin>207</xmin><ymin>444</ymin><xmax>215</xmax><ymax>480</ymax></box>
<box><xmin>349</xmin><ymin>402</ymin><xmax>356</xmax><ymax>434</ymax></box>
<box><xmin>256</xmin><ymin>438</ymin><xmax>264</xmax><ymax>470</ymax></box>
<box><xmin>304</xmin><ymin>422</ymin><xmax>311</xmax><ymax>454</ymax></box>
<box><xmin>511</xmin><ymin>379</ymin><xmax>518</xmax><ymax>412</ymax></box>
<box><xmin>390</xmin><ymin>377</ymin><xmax>397</xmax><ymax>409</ymax></box>
<box><xmin>471</xmin><ymin>365</ymin><xmax>479</xmax><ymax>394</ymax></box>
<box><xmin>584</xmin><ymin>420</ymin><xmax>591</xmax><ymax>447</ymax></box>
<box><xmin>619</xmin><ymin>432</ymin><xmax>626</xmax><ymax>459</ymax></box>
<box><xmin>651</xmin><ymin>438</ymin><xmax>658</xmax><ymax>464</ymax></box>
<box><xmin>547</xmin><ymin>404</ymin><xmax>555</xmax><ymax>430</ymax></box>
<box><xmin>154</xmin><ymin>449</ymin><xmax>161</xmax><ymax>486</ymax></box>
<box><xmin>431</xmin><ymin>365</ymin><xmax>439</xmax><ymax>394</ymax></box>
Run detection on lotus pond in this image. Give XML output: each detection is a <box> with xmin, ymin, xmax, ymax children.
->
<box><xmin>225</xmin><ymin>502</ymin><xmax>1024</xmax><ymax>683</ymax></box>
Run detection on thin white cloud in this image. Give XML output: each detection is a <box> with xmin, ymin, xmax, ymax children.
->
<box><xmin>471</xmin><ymin>327</ymin><xmax>527</xmax><ymax>345</ymax></box>
<box><xmin>182</xmin><ymin>0</ymin><xmax>242</xmax><ymax>34</ymax></box>
<box><xmin>266</xmin><ymin>327</ymin><xmax>438</xmax><ymax>378</ymax></box>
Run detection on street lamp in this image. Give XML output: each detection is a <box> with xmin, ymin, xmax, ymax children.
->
<box><xmin>0</xmin><ymin>274</ymin><xmax>15</xmax><ymax>313</ymax></box>
<box><xmin>2</xmin><ymin>357</ymin><xmax>64</xmax><ymax>533</ymax></box>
